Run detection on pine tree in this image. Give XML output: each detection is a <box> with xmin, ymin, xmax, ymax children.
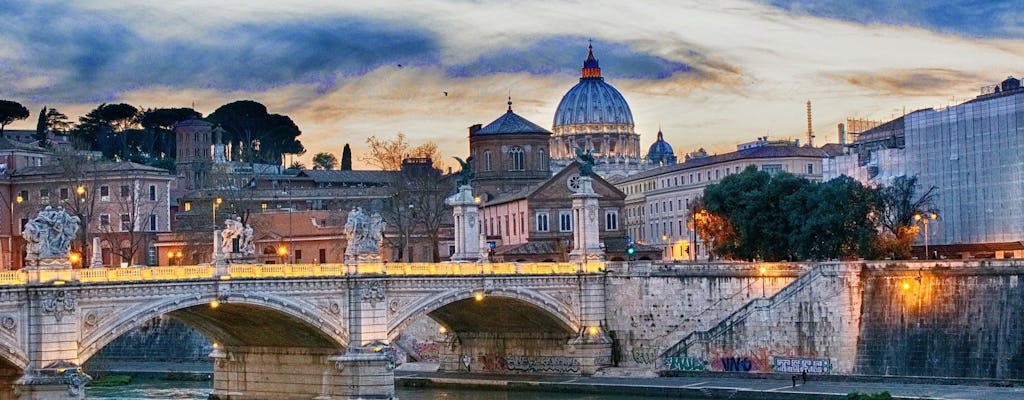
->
<box><xmin>34</xmin><ymin>106</ymin><xmax>49</xmax><ymax>148</ymax></box>
<box><xmin>341</xmin><ymin>144</ymin><xmax>352</xmax><ymax>170</ymax></box>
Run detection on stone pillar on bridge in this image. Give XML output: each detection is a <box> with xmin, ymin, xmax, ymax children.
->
<box><xmin>89</xmin><ymin>237</ymin><xmax>102</xmax><ymax>268</ymax></box>
<box><xmin>569</xmin><ymin>176</ymin><xmax>604</xmax><ymax>264</ymax></box>
<box><xmin>568</xmin><ymin>274</ymin><xmax>613</xmax><ymax>375</ymax></box>
<box><xmin>446</xmin><ymin>184</ymin><xmax>483</xmax><ymax>262</ymax></box>
<box><xmin>329</xmin><ymin>278</ymin><xmax>395</xmax><ymax>399</ymax></box>
<box><xmin>16</xmin><ymin>288</ymin><xmax>91</xmax><ymax>399</ymax></box>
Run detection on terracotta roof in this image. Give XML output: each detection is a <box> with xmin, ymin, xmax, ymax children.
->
<box><xmin>0</xmin><ymin>136</ymin><xmax>47</xmax><ymax>152</ymax></box>
<box><xmin>296</xmin><ymin>170</ymin><xmax>396</xmax><ymax>184</ymax></box>
<box><xmin>12</xmin><ymin>160</ymin><xmax>171</xmax><ymax>177</ymax></box>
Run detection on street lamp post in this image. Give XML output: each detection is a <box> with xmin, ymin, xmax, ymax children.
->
<box><xmin>213</xmin><ymin>197</ymin><xmax>223</xmax><ymax>228</ymax></box>
<box><xmin>914</xmin><ymin>212</ymin><xmax>938</xmax><ymax>259</ymax></box>
<box><xmin>277</xmin><ymin>244</ymin><xmax>288</xmax><ymax>264</ymax></box>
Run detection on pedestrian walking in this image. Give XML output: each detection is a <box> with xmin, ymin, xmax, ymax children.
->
<box><xmin>802</xmin><ymin>370</ymin><xmax>807</xmax><ymax>383</ymax></box>
<box><xmin>791</xmin><ymin>375</ymin><xmax>796</xmax><ymax>387</ymax></box>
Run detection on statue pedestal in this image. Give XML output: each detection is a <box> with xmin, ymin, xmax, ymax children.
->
<box><xmin>15</xmin><ymin>361</ymin><xmax>91</xmax><ymax>400</ymax></box>
<box><xmin>446</xmin><ymin>185</ymin><xmax>484</xmax><ymax>262</ymax></box>
<box><xmin>569</xmin><ymin>177</ymin><xmax>604</xmax><ymax>264</ymax></box>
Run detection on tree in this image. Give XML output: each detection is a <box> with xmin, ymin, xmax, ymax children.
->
<box><xmin>140</xmin><ymin>107</ymin><xmax>201</xmax><ymax>159</ymax></box>
<box><xmin>206</xmin><ymin>100</ymin><xmax>305</xmax><ymax>165</ymax></box>
<box><xmin>702</xmin><ymin>166</ymin><xmax>880</xmax><ymax>261</ymax></box>
<box><xmin>0</xmin><ymin>100</ymin><xmax>30</xmax><ymax>137</ymax></box>
<box><xmin>288</xmin><ymin>160</ymin><xmax>306</xmax><ymax>170</ymax></box>
<box><xmin>341</xmin><ymin>144</ymin><xmax>352</xmax><ymax>170</ymax></box>
<box><xmin>34</xmin><ymin>106</ymin><xmax>48</xmax><ymax>148</ymax></box>
<box><xmin>362</xmin><ymin>133</ymin><xmax>441</xmax><ymax>171</ymax></box>
<box><xmin>877</xmin><ymin>175</ymin><xmax>937</xmax><ymax>259</ymax></box>
<box><xmin>312</xmin><ymin>152</ymin><xmax>338</xmax><ymax>170</ymax></box>
<box><xmin>35</xmin><ymin>107</ymin><xmax>72</xmax><ymax>148</ymax></box>
<box><xmin>69</xmin><ymin>104</ymin><xmax>107</xmax><ymax>151</ymax></box>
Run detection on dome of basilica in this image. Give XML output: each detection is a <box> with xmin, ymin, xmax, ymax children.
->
<box><xmin>646</xmin><ymin>130</ymin><xmax>677</xmax><ymax>166</ymax></box>
<box><xmin>552</xmin><ymin>45</ymin><xmax>634</xmax><ymax>131</ymax></box>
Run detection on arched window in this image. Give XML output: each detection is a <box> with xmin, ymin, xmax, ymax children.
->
<box><xmin>508</xmin><ymin>146</ymin><xmax>524</xmax><ymax>171</ymax></box>
<box><xmin>484</xmin><ymin>150</ymin><xmax>492</xmax><ymax>171</ymax></box>
<box><xmin>537</xmin><ymin>148</ymin><xmax>548</xmax><ymax>171</ymax></box>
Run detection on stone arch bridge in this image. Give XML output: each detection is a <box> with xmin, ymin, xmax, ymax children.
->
<box><xmin>0</xmin><ymin>262</ymin><xmax>610</xmax><ymax>399</ymax></box>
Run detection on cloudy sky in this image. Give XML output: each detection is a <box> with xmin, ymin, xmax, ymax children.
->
<box><xmin>2</xmin><ymin>0</ymin><xmax>1022</xmax><ymax>169</ymax></box>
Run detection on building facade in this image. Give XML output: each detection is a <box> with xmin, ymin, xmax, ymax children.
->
<box><xmin>614</xmin><ymin>140</ymin><xmax>827</xmax><ymax>261</ymax></box>
<box><xmin>8</xmin><ymin>160</ymin><xmax>174</xmax><ymax>268</ymax></box>
<box><xmin>826</xmin><ymin>76</ymin><xmax>1024</xmax><ymax>258</ymax></box>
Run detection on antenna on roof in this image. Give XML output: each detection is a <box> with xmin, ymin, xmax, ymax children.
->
<box><xmin>806</xmin><ymin>100</ymin><xmax>814</xmax><ymax>147</ymax></box>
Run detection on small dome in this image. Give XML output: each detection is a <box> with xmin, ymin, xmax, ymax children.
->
<box><xmin>552</xmin><ymin>45</ymin><xmax>634</xmax><ymax>129</ymax></box>
<box><xmin>646</xmin><ymin>130</ymin><xmax>677</xmax><ymax>165</ymax></box>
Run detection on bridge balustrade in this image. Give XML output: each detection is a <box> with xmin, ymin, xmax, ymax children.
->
<box><xmin>0</xmin><ymin>261</ymin><xmax>607</xmax><ymax>287</ymax></box>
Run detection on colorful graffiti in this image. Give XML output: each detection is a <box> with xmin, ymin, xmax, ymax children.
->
<box><xmin>709</xmin><ymin>348</ymin><xmax>772</xmax><ymax>373</ymax></box>
<box><xmin>413</xmin><ymin>342</ymin><xmax>439</xmax><ymax>362</ymax></box>
<box><xmin>664</xmin><ymin>356</ymin><xmax>706</xmax><ymax>371</ymax></box>
<box><xmin>772</xmin><ymin>356</ymin><xmax>832</xmax><ymax>374</ymax></box>
<box><xmin>476</xmin><ymin>354</ymin><xmax>581</xmax><ymax>373</ymax></box>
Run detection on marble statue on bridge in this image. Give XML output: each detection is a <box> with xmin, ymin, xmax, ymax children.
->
<box><xmin>221</xmin><ymin>216</ymin><xmax>256</xmax><ymax>257</ymax></box>
<box><xmin>22</xmin><ymin>206</ymin><xmax>80</xmax><ymax>268</ymax></box>
<box><xmin>344</xmin><ymin>207</ymin><xmax>386</xmax><ymax>263</ymax></box>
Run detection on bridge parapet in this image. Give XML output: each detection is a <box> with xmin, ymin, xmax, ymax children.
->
<box><xmin>0</xmin><ymin>262</ymin><xmax>606</xmax><ymax>287</ymax></box>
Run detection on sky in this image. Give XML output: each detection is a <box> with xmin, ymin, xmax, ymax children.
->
<box><xmin>2</xmin><ymin>0</ymin><xmax>1023</xmax><ymax>170</ymax></box>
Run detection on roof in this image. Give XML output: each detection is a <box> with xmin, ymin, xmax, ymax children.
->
<box><xmin>473</xmin><ymin>108</ymin><xmax>551</xmax><ymax>136</ymax></box>
<box><xmin>494</xmin><ymin>241</ymin><xmax>560</xmax><ymax>256</ymax></box>
<box><xmin>0</xmin><ymin>136</ymin><xmax>47</xmax><ymax>153</ymax></box>
<box><xmin>617</xmin><ymin>145</ymin><xmax>829</xmax><ymax>183</ymax></box>
<box><xmin>296</xmin><ymin>170</ymin><xmax>396</xmax><ymax>185</ymax></box>
<box><xmin>12</xmin><ymin>160</ymin><xmax>171</xmax><ymax>177</ymax></box>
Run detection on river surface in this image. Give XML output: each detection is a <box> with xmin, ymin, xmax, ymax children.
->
<box><xmin>86</xmin><ymin>380</ymin><xmax>691</xmax><ymax>399</ymax></box>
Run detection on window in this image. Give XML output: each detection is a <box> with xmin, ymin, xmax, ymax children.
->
<box><xmin>184</xmin><ymin>201</ymin><xmax>192</xmax><ymax>212</ymax></box>
<box><xmin>484</xmin><ymin>150</ymin><xmax>492</xmax><ymax>171</ymax></box>
<box><xmin>537</xmin><ymin>149</ymin><xmax>548</xmax><ymax>171</ymax></box>
<box><xmin>39</xmin><ymin>188</ymin><xmax>48</xmax><ymax>200</ymax></box>
<box><xmin>19</xmin><ymin>190</ymin><xmax>28</xmax><ymax>201</ymax></box>
<box><xmin>121</xmin><ymin>214</ymin><xmax>131</xmax><ymax>231</ymax></box>
<box><xmin>448</xmin><ymin>245</ymin><xmax>456</xmax><ymax>256</ymax></box>
<box><xmin>295</xmin><ymin>249</ymin><xmax>302</xmax><ymax>261</ymax></box>
<box><xmin>536</xmin><ymin>212</ymin><xmax>549</xmax><ymax>232</ymax></box>
<box><xmin>60</xmin><ymin>188</ymin><xmax>68</xmax><ymax>200</ymax></box>
<box><xmin>120</xmin><ymin>185</ymin><xmax>130</xmax><ymax>198</ymax></box>
<box><xmin>318</xmin><ymin>249</ymin><xmax>326</xmax><ymax>263</ymax></box>
<box><xmin>261</xmin><ymin>203</ymin><xmax>268</xmax><ymax>211</ymax></box>
<box><xmin>807</xmin><ymin>163</ymin><xmax>814</xmax><ymax>174</ymax></box>
<box><xmin>761</xmin><ymin>164</ymin><xmax>783</xmax><ymax>175</ymax></box>
<box><xmin>605</xmin><ymin>210</ymin><xmax>618</xmax><ymax>231</ymax></box>
<box><xmin>149</xmin><ymin>185</ymin><xmax>156</xmax><ymax>201</ymax></box>
<box><xmin>559</xmin><ymin>211</ymin><xmax>572</xmax><ymax>232</ymax></box>
<box><xmin>148</xmin><ymin>214</ymin><xmax>157</xmax><ymax>231</ymax></box>
<box><xmin>99</xmin><ymin>214</ymin><xmax>110</xmax><ymax>227</ymax></box>
<box><xmin>100</xmin><ymin>185</ymin><xmax>110</xmax><ymax>200</ymax></box>
<box><xmin>508</xmin><ymin>146</ymin><xmax>525</xmax><ymax>171</ymax></box>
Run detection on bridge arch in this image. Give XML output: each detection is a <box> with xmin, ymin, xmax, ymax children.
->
<box><xmin>80</xmin><ymin>292</ymin><xmax>349</xmax><ymax>363</ymax></box>
<box><xmin>387</xmin><ymin>287</ymin><xmax>579</xmax><ymax>341</ymax></box>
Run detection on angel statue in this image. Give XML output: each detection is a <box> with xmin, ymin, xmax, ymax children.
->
<box><xmin>453</xmin><ymin>156</ymin><xmax>474</xmax><ymax>186</ymax></box>
<box><xmin>575</xmin><ymin>147</ymin><xmax>596</xmax><ymax>177</ymax></box>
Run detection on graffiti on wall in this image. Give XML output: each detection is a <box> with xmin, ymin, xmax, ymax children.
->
<box><xmin>476</xmin><ymin>354</ymin><xmax>581</xmax><ymax>373</ymax></box>
<box><xmin>709</xmin><ymin>348</ymin><xmax>772</xmax><ymax>373</ymax></box>
<box><xmin>413</xmin><ymin>342</ymin><xmax>440</xmax><ymax>362</ymax></box>
<box><xmin>772</xmin><ymin>357</ymin><xmax>832</xmax><ymax>374</ymax></box>
<box><xmin>632</xmin><ymin>349</ymin><xmax>658</xmax><ymax>365</ymax></box>
<box><xmin>664</xmin><ymin>356</ymin><xmax>707</xmax><ymax>371</ymax></box>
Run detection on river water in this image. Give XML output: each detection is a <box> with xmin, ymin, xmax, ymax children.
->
<box><xmin>86</xmin><ymin>380</ymin><xmax>681</xmax><ymax>399</ymax></box>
